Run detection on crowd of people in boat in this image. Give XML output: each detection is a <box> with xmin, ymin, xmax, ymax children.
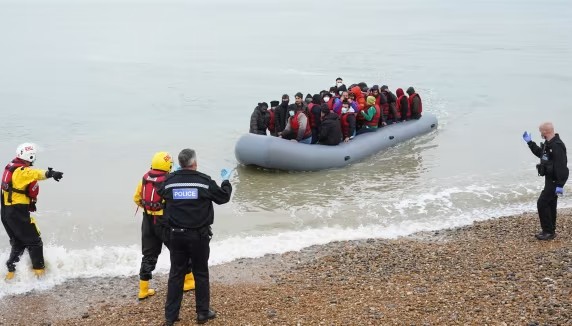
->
<box><xmin>249</xmin><ymin>77</ymin><xmax>423</xmax><ymax>145</ymax></box>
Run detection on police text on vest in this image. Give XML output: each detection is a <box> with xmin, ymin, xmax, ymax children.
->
<box><xmin>173</xmin><ymin>188</ymin><xmax>198</xmax><ymax>200</ymax></box>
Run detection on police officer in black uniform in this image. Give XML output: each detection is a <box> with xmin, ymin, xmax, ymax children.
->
<box><xmin>523</xmin><ymin>122</ymin><xmax>569</xmax><ymax>240</ymax></box>
<box><xmin>158</xmin><ymin>148</ymin><xmax>232</xmax><ymax>325</ymax></box>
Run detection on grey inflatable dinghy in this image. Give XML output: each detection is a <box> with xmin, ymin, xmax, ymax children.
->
<box><xmin>235</xmin><ymin>112</ymin><xmax>438</xmax><ymax>171</ymax></box>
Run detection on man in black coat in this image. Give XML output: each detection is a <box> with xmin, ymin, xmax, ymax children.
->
<box><xmin>523</xmin><ymin>122</ymin><xmax>569</xmax><ymax>240</ymax></box>
<box><xmin>159</xmin><ymin>149</ymin><xmax>232</xmax><ymax>325</ymax></box>
<box><xmin>249</xmin><ymin>102</ymin><xmax>269</xmax><ymax>135</ymax></box>
<box><xmin>318</xmin><ymin>106</ymin><xmax>342</xmax><ymax>146</ymax></box>
<box><xmin>274</xmin><ymin>94</ymin><xmax>290</xmax><ymax>136</ymax></box>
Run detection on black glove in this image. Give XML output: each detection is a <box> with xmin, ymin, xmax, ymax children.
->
<box><xmin>46</xmin><ymin>167</ymin><xmax>64</xmax><ymax>182</ymax></box>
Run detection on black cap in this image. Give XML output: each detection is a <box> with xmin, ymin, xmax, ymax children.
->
<box><xmin>337</xmin><ymin>84</ymin><xmax>347</xmax><ymax>93</ymax></box>
<box><xmin>305</xmin><ymin>93</ymin><xmax>312</xmax><ymax>99</ymax></box>
<box><xmin>270</xmin><ymin>100</ymin><xmax>279</xmax><ymax>107</ymax></box>
<box><xmin>258</xmin><ymin>102</ymin><xmax>268</xmax><ymax>109</ymax></box>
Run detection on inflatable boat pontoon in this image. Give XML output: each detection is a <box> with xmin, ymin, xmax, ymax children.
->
<box><xmin>235</xmin><ymin>112</ymin><xmax>438</xmax><ymax>171</ymax></box>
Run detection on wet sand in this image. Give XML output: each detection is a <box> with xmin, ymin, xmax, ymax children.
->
<box><xmin>1</xmin><ymin>210</ymin><xmax>571</xmax><ymax>325</ymax></box>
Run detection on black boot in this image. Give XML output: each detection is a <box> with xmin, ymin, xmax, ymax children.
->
<box><xmin>535</xmin><ymin>232</ymin><xmax>555</xmax><ymax>240</ymax></box>
<box><xmin>6</xmin><ymin>245</ymin><xmax>25</xmax><ymax>272</ymax></box>
<box><xmin>197</xmin><ymin>309</ymin><xmax>216</xmax><ymax>324</ymax></box>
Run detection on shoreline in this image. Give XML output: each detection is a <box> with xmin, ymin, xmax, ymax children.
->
<box><xmin>1</xmin><ymin>209</ymin><xmax>571</xmax><ymax>325</ymax></box>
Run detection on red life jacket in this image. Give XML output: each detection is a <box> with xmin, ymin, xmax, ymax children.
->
<box><xmin>140</xmin><ymin>169</ymin><xmax>168</xmax><ymax>214</ymax></box>
<box><xmin>340</xmin><ymin>113</ymin><xmax>354</xmax><ymax>138</ymax></box>
<box><xmin>364</xmin><ymin>105</ymin><xmax>381</xmax><ymax>127</ymax></box>
<box><xmin>408</xmin><ymin>93</ymin><xmax>423</xmax><ymax>115</ymax></box>
<box><xmin>1</xmin><ymin>159</ymin><xmax>39</xmax><ymax>206</ymax></box>
<box><xmin>290</xmin><ymin>111</ymin><xmax>312</xmax><ymax>139</ymax></box>
<box><xmin>381</xmin><ymin>103</ymin><xmax>390</xmax><ymax>116</ymax></box>
<box><xmin>396</xmin><ymin>95</ymin><xmax>409</xmax><ymax>118</ymax></box>
<box><xmin>268</xmin><ymin>109</ymin><xmax>275</xmax><ymax>132</ymax></box>
<box><xmin>327</xmin><ymin>97</ymin><xmax>336</xmax><ymax>110</ymax></box>
<box><xmin>307</xmin><ymin>103</ymin><xmax>318</xmax><ymax>128</ymax></box>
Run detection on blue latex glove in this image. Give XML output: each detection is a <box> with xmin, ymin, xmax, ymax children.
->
<box><xmin>556</xmin><ymin>187</ymin><xmax>564</xmax><ymax>196</ymax></box>
<box><xmin>220</xmin><ymin>168</ymin><xmax>232</xmax><ymax>181</ymax></box>
<box><xmin>522</xmin><ymin>131</ymin><xmax>532</xmax><ymax>143</ymax></box>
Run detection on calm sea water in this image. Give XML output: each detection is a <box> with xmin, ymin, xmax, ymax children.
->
<box><xmin>1</xmin><ymin>0</ymin><xmax>571</xmax><ymax>296</ymax></box>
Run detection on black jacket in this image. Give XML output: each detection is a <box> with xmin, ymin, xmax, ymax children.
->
<box><xmin>250</xmin><ymin>106</ymin><xmax>269</xmax><ymax>135</ymax></box>
<box><xmin>382</xmin><ymin>91</ymin><xmax>398</xmax><ymax>120</ymax></box>
<box><xmin>274</xmin><ymin>101</ymin><xmax>290</xmax><ymax>134</ymax></box>
<box><xmin>319</xmin><ymin>112</ymin><xmax>342</xmax><ymax>146</ymax></box>
<box><xmin>528</xmin><ymin>134</ymin><xmax>569</xmax><ymax>187</ymax></box>
<box><xmin>399</xmin><ymin>96</ymin><xmax>409</xmax><ymax>121</ymax></box>
<box><xmin>411</xmin><ymin>95</ymin><xmax>422</xmax><ymax>119</ymax></box>
<box><xmin>310</xmin><ymin>104</ymin><xmax>323</xmax><ymax>131</ymax></box>
<box><xmin>158</xmin><ymin>169</ymin><xmax>232</xmax><ymax>229</ymax></box>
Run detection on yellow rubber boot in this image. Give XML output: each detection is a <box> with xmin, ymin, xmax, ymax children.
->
<box><xmin>5</xmin><ymin>271</ymin><xmax>15</xmax><ymax>280</ymax></box>
<box><xmin>138</xmin><ymin>280</ymin><xmax>156</xmax><ymax>300</ymax></box>
<box><xmin>183</xmin><ymin>272</ymin><xmax>195</xmax><ymax>291</ymax></box>
<box><xmin>33</xmin><ymin>269</ymin><xmax>45</xmax><ymax>278</ymax></box>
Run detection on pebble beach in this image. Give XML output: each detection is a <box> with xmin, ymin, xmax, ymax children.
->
<box><xmin>1</xmin><ymin>210</ymin><xmax>571</xmax><ymax>326</ymax></box>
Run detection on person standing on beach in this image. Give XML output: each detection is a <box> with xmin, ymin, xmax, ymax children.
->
<box><xmin>158</xmin><ymin>149</ymin><xmax>232</xmax><ymax>325</ymax></box>
<box><xmin>133</xmin><ymin>152</ymin><xmax>194</xmax><ymax>300</ymax></box>
<box><xmin>523</xmin><ymin>122</ymin><xmax>569</xmax><ymax>240</ymax></box>
<box><xmin>1</xmin><ymin>143</ymin><xmax>63</xmax><ymax>280</ymax></box>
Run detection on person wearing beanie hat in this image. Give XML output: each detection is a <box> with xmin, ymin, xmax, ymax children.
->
<box><xmin>357</xmin><ymin>95</ymin><xmax>383</xmax><ymax>134</ymax></box>
<box><xmin>267</xmin><ymin>101</ymin><xmax>280</xmax><ymax>136</ymax></box>
<box><xmin>305</xmin><ymin>93</ymin><xmax>312</xmax><ymax>104</ymax></box>
<box><xmin>249</xmin><ymin>102</ymin><xmax>270</xmax><ymax>135</ymax></box>
<box><xmin>275</xmin><ymin>94</ymin><xmax>290</xmax><ymax>136</ymax></box>
<box><xmin>366</xmin><ymin>96</ymin><xmax>376</xmax><ymax>106</ymax></box>
<box><xmin>406</xmin><ymin>87</ymin><xmax>422</xmax><ymax>119</ymax></box>
<box><xmin>281</xmin><ymin>93</ymin><xmax>311</xmax><ymax>144</ymax></box>
<box><xmin>318</xmin><ymin>105</ymin><xmax>342</xmax><ymax>146</ymax></box>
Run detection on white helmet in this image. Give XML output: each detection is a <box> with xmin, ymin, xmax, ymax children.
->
<box><xmin>16</xmin><ymin>143</ymin><xmax>38</xmax><ymax>163</ymax></box>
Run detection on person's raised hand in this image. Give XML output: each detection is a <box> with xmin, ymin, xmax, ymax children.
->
<box><xmin>523</xmin><ymin>131</ymin><xmax>532</xmax><ymax>143</ymax></box>
<box><xmin>220</xmin><ymin>168</ymin><xmax>233</xmax><ymax>181</ymax></box>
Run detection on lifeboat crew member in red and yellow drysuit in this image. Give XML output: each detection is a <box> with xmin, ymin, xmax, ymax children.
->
<box><xmin>133</xmin><ymin>152</ymin><xmax>194</xmax><ymax>300</ymax></box>
<box><xmin>2</xmin><ymin>143</ymin><xmax>63</xmax><ymax>280</ymax></box>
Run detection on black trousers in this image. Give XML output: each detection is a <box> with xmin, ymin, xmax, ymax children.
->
<box><xmin>1</xmin><ymin>204</ymin><xmax>44</xmax><ymax>271</ymax></box>
<box><xmin>139</xmin><ymin>213</ymin><xmax>192</xmax><ymax>281</ymax></box>
<box><xmin>537</xmin><ymin>178</ymin><xmax>558</xmax><ymax>234</ymax></box>
<box><xmin>165</xmin><ymin>226</ymin><xmax>211</xmax><ymax>322</ymax></box>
